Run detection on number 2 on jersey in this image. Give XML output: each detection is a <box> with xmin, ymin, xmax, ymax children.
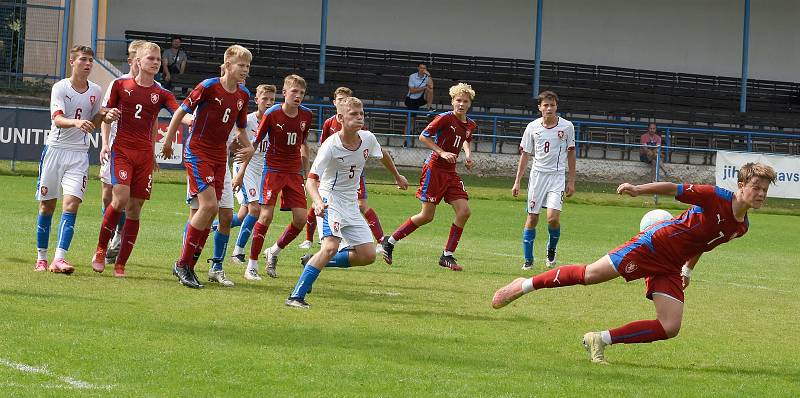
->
<box><xmin>134</xmin><ymin>104</ymin><xmax>143</xmax><ymax>119</ymax></box>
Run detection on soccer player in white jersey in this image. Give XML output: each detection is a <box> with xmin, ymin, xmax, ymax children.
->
<box><xmin>511</xmin><ymin>91</ymin><xmax>576</xmax><ymax>270</ymax></box>
<box><xmin>286</xmin><ymin>97</ymin><xmax>407</xmax><ymax>309</ymax></box>
<box><xmin>34</xmin><ymin>45</ymin><xmax>120</xmax><ymax>273</ymax></box>
<box><xmin>98</xmin><ymin>39</ymin><xmax>148</xmax><ymax>265</ymax></box>
<box><xmin>228</xmin><ymin>84</ymin><xmax>276</xmax><ymax>277</ymax></box>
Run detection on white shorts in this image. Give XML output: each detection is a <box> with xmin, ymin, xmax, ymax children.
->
<box><xmin>526</xmin><ymin>170</ymin><xmax>565</xmax><ymax>214</ymax></box>
<box><xmin>99</xmin><ymin>160</ymin><xmax>112</xmax><ymax>185</ymax></box>
<box><xmin>316</xmin><ymin>197</ymin><xmax>373</xmax><ymax>247</ymax></box>
<box><xmin>189</xmin><ymin>163</ymin><xmax>234</xmax><ymax>209</ymax></box>
<box><xmin>233</xmin><ymin>160</ymin><xmax>264</xmax><ymax>205</ymax></box>
<box><xmin>35</xmin><ymin>146</ymin><xmax>89</xmax><ymax>201</ymax></box>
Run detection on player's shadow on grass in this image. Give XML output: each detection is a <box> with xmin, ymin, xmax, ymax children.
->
<box><xmin>613</xmin><ymin>361</ymin><xmax>800</xmax><ymax>379</ymax></box>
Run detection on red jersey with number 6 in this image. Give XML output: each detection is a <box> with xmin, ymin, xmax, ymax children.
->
<box><xmin>420</xmin><ymin>112</ymin><xmax>476</xmax><ymax>171</ymax></box>
<box><xmin>180</xmin><ymin>77</ymin><xmax>250</xmax><ymax>164</ymax></box>
<box><xmin>105</xmin><ymin>76</ymin><xmax>179</xmax><ymax>151</ymax></box>
<box><xmin>254</xmin><ymin>104</ymin><xmax>312</xmax><ymax>174</ymax></box>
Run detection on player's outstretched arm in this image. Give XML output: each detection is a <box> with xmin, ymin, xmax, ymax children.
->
<box><xmin>617</xmin><ymin>181</ymin><xmax>678</xmax><ymax>197</ymax></box>
<box><xmin>512</xmin><ymin>151</ymin><xmax>530</xmax><ymax>197</ymax></box>
<box><xmin>462</xmin><ymin>140</ymin><xmax>474</xmax><ymax>170</ymax></box>
<box><xmin>379</xmin><ymin>149</ymin><xmax>409</xmax><ymax>190</ymax></box>
<box><xmin>161</xmin><ymin>107</ymin><xmax>188</xmax><ymax>159</ymax></box>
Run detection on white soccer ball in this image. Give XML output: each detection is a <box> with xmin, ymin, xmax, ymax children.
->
<box><xmin>639</xmin><ymin>209</ymin><xmax>673</xmax><ymax>232</ymax></box>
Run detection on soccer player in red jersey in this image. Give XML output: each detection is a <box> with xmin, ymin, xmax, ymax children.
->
<box><xmin>160</xmin><ymin>45</ymin><xmax>255</xmax><ymax>289</ymax></box>
<box><xmin>299</xmin><ymin>86</ymin><xmax>407</xmax><ymax>250</ymax></box>
<box><xmin>381</xmin><ymin>83</ymin><xmax>477</xmax><ymax>271</ymax></box>
<box><xmin>91</xmin><ymin>42</ymin><xmax>185</xmax><ymax>277</ymax></box>
<box><xmin>492</xmin><ymin>163</ymin><xmax>777</xmax><ymax>364</ymax></box>
<box><xmin>247</xmin><ymin>74</ymin><xmax>313</xmax><ymax>279</ymax></box>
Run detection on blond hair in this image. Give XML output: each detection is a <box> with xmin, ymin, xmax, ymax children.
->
<box><xmin>537</xmin><ymin>90</ymin><xmax>559</xmax><ymax>105</ymax></box>
<box><xmin>449</xmin><ymin>83</ymin><xmax>475</xmax><ymax>100</ymax></box>
<box><xmin>338</xmin><ymin>96</ymin><xmax>363</xmax><ymax>111</ymax></box>
<box><xmin>283</xmin><ymin>74</ymin><xmax>307</xmax><ymax>90</ymax></box>
<box><xmin>136</xmin><ymin>42</ymin><xmax>161</xmax><ymax>59</ymax></box>
<box><xmin>257</xmin><ymin>84</ymin><xmax>277</xmax><ymax>95</ymax></box>
<box><xmin>69</xmin><ymin>45</ymin><xmax>94</xmax><ymax>60</ymax></box>
<box><xmin>223</xmin><ymin>44</ymin><xmax>252</xmax><ymax>64</ymax></box>
<box><xmin>738</xmin><ymin>162</ymin><xmax>777</xmax><ymax>185</ymax></box>
<box><xmin>127</xmin><ymin>40</ymin><xmax>146</xmax><ymax>57</ymax></box>
<box><xmin>334</xmin><ymin>86</ymin><xmax>353</xmax><ymax>98</ymax></box>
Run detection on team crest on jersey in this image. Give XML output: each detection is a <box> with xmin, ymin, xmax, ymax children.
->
<box><xmin>89</xmin><ymin>95</ymin><xmax>96</xmax><ymax>105</ymax></box>
<box><xmin>624</xmin><ymin>262</ymin><xmax>638</xmax><ymax>274</ymax></box>
<box><xmin>40</xmin><ymin>186</ymin><xmax>48</xmax><ymax>196</ymax></box>
<box><xmin>237</xmin><ymin>99</ymin><xmax>243</xmax><ymax>111</ymax></box>
<box><xmin>119</xmin><ymin>170</ymin><xmax>128</xmax><ymax>180</ymax></box>
<box><xmin>466</xmin><ymin>129</ymin><xmax>472</xmax><ymax>139</ymax></box>
<box><xmin>557</xmin><ymin>130</ymin><xmax>565</xmax><ymax>139</ymax></box>
<box><xmin>300</xmin><ymin>121</ymin><xmax>307</xmax><ymax>131</ymax></box>
<box><xmin>150</xmin><ymin>93</ymin><xmax>160</xmax><ymax>104</ymax></box>
<box><xmin>363</xmin><ymin>149</ymin><xmax>369</xmax><ymax>159</ymax></box>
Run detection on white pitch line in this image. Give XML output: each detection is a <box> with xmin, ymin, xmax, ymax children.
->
<box><xmin>0</xmin><ymin>358</ymin><xmax>113</xmax><ymax>390</ymax></box>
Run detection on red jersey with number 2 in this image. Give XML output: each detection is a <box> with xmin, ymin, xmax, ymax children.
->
<box><xmin>105</xmin><ymin>77</ymin><xmax>178</xmax><ymax>151</ymax></box>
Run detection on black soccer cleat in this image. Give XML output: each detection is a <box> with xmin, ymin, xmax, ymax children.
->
<box><xmin>187</xmin><ymin>266</ymin><xmax>205</xmax><ymax>289</ymax></box>
<box><xmin>300</xmin><ymin>253</ymin><xmax>312</xmax><ymax>267</ymax></box>
<box><xmin>173</xmin><ymin>263</ymin><xmax>203</xmax><ymax>289</ymax></box>
<box><xmin>285</xmin><ymin>297</ymin><xmax>311</xmax><ymax>309</ymax></box>
<box><xmin>381</xmin><ymin>236</ymin><xmax>394</xmax><ymax>265</ymax></box>
<box><xmin>438</xmin><ymin>254</ymin><xmax>463</xmax><ymax>271</ymax></box>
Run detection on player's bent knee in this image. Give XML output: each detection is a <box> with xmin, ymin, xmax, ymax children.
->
<box><xmin>662</xmin><ymin>321</ymin><xmax>681</xmax><ymax>338</ymax></box>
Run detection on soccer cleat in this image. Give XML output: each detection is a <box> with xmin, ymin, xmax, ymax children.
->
<box><xmin>211</xmin><ymin>220</ymin><xmax>219</xmax><ymax>232</ymax></box>
<box><xmin>521</xmin><ymin>260</ymin><xmax>533</xmax><ymax>270</ymax></box>
<box><xmin>375</xmin><ymin>242</ymin><xmax>384</xmax><ymax>255</ymax></box>
<box><xmin>438</xmin><ymin>254</ymin><xmax>463</xmax><ymax>271</ymax></box>
<box><xmin>113</xmin><ymin>264</ymin><xmax>126</xmax><ymax>278</ymax></box>
<box><xmin>173</xmin><ymin>263</ymin><xmax>203</xmax><ymax>289</ymax></box>
<box><xmin>208</xmin><ymin>269</ymin><xmax>235</xmax><ymax>287</ymax></box>
<box><xmin>381</xmin><ymin>236</ymin><xmax>394</xmax><ymax>265</ymax></box>
<box><xmin>491</xmin><ymin>277</ymin><xmax>527</xmax><ymax>309</ymax></box>
<box><xmin>91</xmin><ymin>247</ymin><xmax>106</xmax><ymax>273</ymax></box>
<box><xmin>546</xmin><ymin>248</ymin><xmax>557</xmax><ymax>268</ymax></box>
<box><xmin>265</xmin><ymin>247</ymin><xmax>278</xmax><ymax>278</ymax></box>
<box><xmin>187</xmin><ymin>267</ymin><xmax>205</xmax><ymax>289</ymax></box>
<box><xmin>230</xmin><ymin>253</ymin><xmax>246</xmax><ymax>264</ymax></box>
<box><xmin>49</xmin><ymin>259</ymin><xmax>75</xmax><ymax>274</ymax></box>
<box><xmin>285</xmin><ymin>297</ymin><xmax>310</xmax><ymax>309</ymax></box>
<box><xmin>34</xmin><ymin>259</ymin><xmax>48</xmax><ymax>272</ymax></box>
<box><xmin>300</xmin><ymin>253</ymin><xmax>312</xmax><ymax>266</ymax></box>
<box><xmin>106</xmin><ymin>232</ymin><xmax>122</xmax><ymax>264</ymax></box>
<box><xmin>298</xmin><ymin>240</ymin><xmax>313</xmax><ymax>249</ymax></box>
<box><xmin>244</xmin><ymin>267</ymin><xmax>262</xmax><ymax>281</ymax></box>
<box><xmin>582</xmin><ymin>332</ymin><xmax>609</xmax><ymax>365</ymax></box>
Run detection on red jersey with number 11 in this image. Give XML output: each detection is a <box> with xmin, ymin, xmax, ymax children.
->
<box><xmin>421</xmin><ymin>112</ymin><xmax>476</xmax><ymax>171</ymax></box>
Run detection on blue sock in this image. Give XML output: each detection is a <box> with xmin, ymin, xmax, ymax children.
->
<box><xmin>236</xmin><ymin>214</ymin><xmax>258</xmax><ymax>248</ymax></box>
<box><xmin>522</xmin><ymin>228</ymin><xmax>536</xmax><ymax>262</ymax></box>
<box><xmin>56</xmin><ymin>212</ymin><xmax>77</xmax><ymax>250</ymax></box>
<box><xmin>326</xmin><ymin>249</ymin><xmax>351</xmax><ymax>268</ymax></box>
<box><xmin>36</xmin><ymin>213</ymin><xmax>53</xmax><ymax>249</ymax></box>
<box><xmin>290</xmin><ymin>264</ymin><xmax>321</xmax><ymax>299</ymax></box>
<box><xmin>230</xmin><ymin>213</ymin><xmax>242</xmax><ymax>228</ymax></box>
<box><xmin>548</xmin><ymin>226</ymin><xmax>561</xmax><ymax>251</ymax></box>
<box><xmin>117</xmin><ymin>211</ymin><xmax>126</xmax><ymax>231</ymax></box>
<box><xmin>212</xmin><ymin>231</ymin><xmax>229</xmax><ymax>271</ymax></box>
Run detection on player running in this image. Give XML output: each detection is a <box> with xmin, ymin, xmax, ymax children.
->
<box><xmin>286</xmin><ymin>97</ymin><xmax>407</xmax><ymax>309</ymax></box>
<box><xmin>382</xmin><ymin>83</ymin><xmax>477</xmax><ymax>271</ymax></box>
<box><xmin>35</xmin><ymin>45</ymin><xmax>119</xmax><ymax>273</ymax></box>
<box><xmin>511</xmin><ymin>91</ymin><xmax>576</xmax><ymax>270</ymax></box>
<box><xmin>492</xmin><ymin>162</ymin><xmax>777</xmax><ymax>365</ymax></box>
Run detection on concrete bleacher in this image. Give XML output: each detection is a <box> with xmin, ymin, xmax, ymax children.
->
<box><xmin>125</xmin><ymin>31</ymin><xmax>800</xmax><ymax>162</ymax></box>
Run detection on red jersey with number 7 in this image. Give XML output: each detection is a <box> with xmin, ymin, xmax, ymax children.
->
<box><xmin>254</xmin><ymin>103</ymin><xmax>313</xmax><ymax>174</ymax></box>
<box><xmin>104</xmin><ymin>76</ymin><xmax>178</xmax><ymax>151</ymax></box>
<box><xmin>420</xmin><ymin>111</ymin><xmax>476</xmax><ymax>171</ymax></box>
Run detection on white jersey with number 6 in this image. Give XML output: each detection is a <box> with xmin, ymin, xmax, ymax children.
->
<box><xmin>520</xmin><ymin>116</ymin><xmax>575</xmax><ymax>174</ymax></box>
<box><xmin>48</xmin><ymin>78</ymin><xmax>103</xmax><ymax>151</ymax></box>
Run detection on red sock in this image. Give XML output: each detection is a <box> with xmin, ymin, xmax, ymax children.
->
<box><xmin>305</xmin><ymin>208</ymin><xmax>316</xmax><ymax>241</ymax></box>
<box><xmin>189</xmin><ymin>228</ymin><xmax>211</xmax><ymax>269</ymax></box>
<box><xmin>391</xmin><ymin>218</ymin><xmax>419</xmax><ymax>242</ymax></box>
<box><xmin>532</xmin><ymin>265</ymin><xmax>586</xmax><ymax>289</ymax></box>
<box><xmin>98</xmin><ymin>206</ymin><xmax>122</xmax><ymax>250</ymax></box>
<box><xmin>249</xmin><ymin>222</ymin><xmax>268</xmax><ymax>261</ymax></box>
<box><xmin>277</xmin><ymin>223</ymin><xmax>302</xmax><ymax>249</ymax></box>
<box><xmin>444</xmin><ymin>223</ymin><xmax>464</xmax><ymax>253</ymax></box>
<box><xmin>363</xmin><ymin>208</ymin><xmax>384</xmax><ymax>241</ymax></box>
<box><xmin>609</xmin><ymin>319</ymin><xmax>668</xmax><ymax>344</ymax></box>
<box><xmin>115</xmin><ymin>218</ymin><xmax>139</xmax><ymax>267</ymax></box>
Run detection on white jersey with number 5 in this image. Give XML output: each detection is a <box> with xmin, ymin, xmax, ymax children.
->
<box><xmin>310</xmin><ymin>130</ymin><xmax>382</xmax><ymax>222</ymax></box>
<box><xmin>520</xmin><ymin>117</ymin><xmax>575</xmax><ymax>174</ymax></box>
<box><xmin>48</xmin><ymin>78</ymin><xmax>103</xmax><ymax>151</ymax></box>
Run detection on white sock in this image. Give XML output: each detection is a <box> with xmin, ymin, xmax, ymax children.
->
<box><xmin>232</xmin><ymin>246</ymin><xmax>243</xmax><ymax>256</ymax></box>
<box><xmin>443</xmin><ymin>250</ymin><xmax>454</xmax><ymax>257</ymax></box>
<box><xmin>387</xmin><ymin>236</ymin><xmax>397</xmax><ymax>245</ymax></box>
<box><xmin>521</xmin><ymin>278</ymin><xmax>534</xmax><ymax>293</ymax></box>
<box><xmin>600</xmin><ymin>330</ymin><xmax>612</xmax><ymax>345</ymax></box>
<box><xmin>270</xmin><ymin>243</ymin><xmax>282</xmax><ymax>256</ymax></box>
<box><xmin>54</xmin><ymin>248</ymin><xmax>67</xmax><ymax>261</ymax></box>
<box><xmin>247</xmin><ymin>259</ymin><xmax>259</xmax><ymax>270</ymax></box>
<box><xmin>37</xmin><ymin>248</ymin><xmax>47</xmax><ymax>261</ymax></box>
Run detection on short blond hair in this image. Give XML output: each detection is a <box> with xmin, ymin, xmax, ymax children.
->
<box><xmin>449</xmin><ymin>83</ymin><xmax>475</xmax><ymax>100</ymax></box>
<box><xmin>333</xmin><ymin>87</ymin><xmax>352</xmax><ymax>98</ymax></box>
<box><xmin>224</xmin><ymin>44</ymin><xmax>252</xmax><ymax>64</ymax></box>
<box><xmin>283</xmin><ymin>74</ymin><xmax>307</xmax><ymax>90</ymax></box>
<box><xmin>337</xmin><ymin>96</ymin><xmax>363</xmax><ymax>112</ymax></box>
<box><xmin>738</xmin><ymin>162</ymin><xmax>777</xmax><ymax>185</ymax></box>
<box><xmin>136</xmin><ymin>42</ymin><xmax>161</xmax><ymax>59</ymax></box>
<box><xmin>127</xmin><ymin>40</ymin><xmax>146</xmax><ymax>57</ymax></box>
<box><xmin>257</xmin><ymin>84</ymin><xmax>277</xmax><ymax>95</ymax></box>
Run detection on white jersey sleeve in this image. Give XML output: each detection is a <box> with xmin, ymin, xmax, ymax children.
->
<box><xmin>565</xmin><ymin>120</ymin><xmax>576</xmax><ymax>149</ymax></box>
<box><xmin>50</xmin><ymin>80</ymin><xmax>68</xmax><ymax>120</ymax></box>
<box><xmin>309</xmin><ymin>138</ymin><xmax>334</xmax><ymax>179</ymax></box>
<box><xmin>520</xmin><ymin>120</ymin><xmax>537</xmax><ymax>154</ymax></box>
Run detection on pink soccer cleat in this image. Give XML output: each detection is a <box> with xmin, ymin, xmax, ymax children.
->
<box><xmin>34</xmin><ymin>259</ymin><xmax>48</xmax><ymax>272</ymax></box>
<box><xmin>91</xmin><ymin>248</ymin><xmax>106</xmax><ymax>273</ymax></box>
<box><xmin>113</xmin><ymin>264</ymin><xmax>125</xmax><ymax>278</ymax></box>
<box><xmin>491</xmin><ymin>277</ymin><xmax>527</xmax><ymax>309</ymax></box>
<box><xmin>49</xmin><ymin>259</ymin><xmax>75</xmax><ymax>274</ymax></box>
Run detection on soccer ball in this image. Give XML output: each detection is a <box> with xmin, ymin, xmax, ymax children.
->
<box><xmin>639</xmin><ymin>209</ymin><xmax>673</xmax><ymax>232</ymax></box>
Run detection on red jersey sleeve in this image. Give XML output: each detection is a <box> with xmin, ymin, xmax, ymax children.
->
<box><xmin>675</xmin><ymin>184</ymin><xmax>715</xmax><ymax>208</ymax></box>
<box><xmin>180</xmin><ymin>82</ymin><xmax>208</xmax><ymax>114</ymax></box>
<box><xmin>105</xmin><ymin>80</ymin><xmax>120</xmax><ymax>109</ymax></box>
<box><xmin>254</xmin><ymin>111</ymin><xmax>270</xmax><ymax>144</ymax></box>
<box><xmin>320</xmin><ymin>117</ymin><xmax>333</xmax><ymax>144</ymax></box>
<box><xmin>421</xmin><ymin>114</ymin><xmax>446</xmax><ymax>138</ymax></box>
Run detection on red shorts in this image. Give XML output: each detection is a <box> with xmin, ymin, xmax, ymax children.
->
<box><xmin>608</xmin><ymin>234</ymin><xmax>685</xmax><ymax>302</ymax></box>
<box><xmin>110</xmin><ymin>147</ymin><xmax>154</xmax><ymax>200</ymax></box>
<box><xmin>261</xmin><ymin>172</ymin><xmax>307</xmax><ymax>209</ymax></box>
<box><xmin>357</xmin><ymin>173</ymin><xmax>367</xmax><ymax>200</ymax></box>
<box><xmin>415</xmin><ymin>164</ymin><xmax>468</xmax><ymax>205</ymax></box>
<box><xmin>185</xmin><ymin>158</ymin><xmax>226</xmax><ymax>202</ymax></box>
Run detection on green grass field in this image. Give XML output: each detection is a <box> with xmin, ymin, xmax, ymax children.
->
<box><xmin>1</xmin><ymin>166</ymin><xmax>799</xmax><ymax>397</ymax></box>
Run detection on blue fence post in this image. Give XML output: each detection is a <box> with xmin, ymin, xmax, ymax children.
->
<box><xmin>747</xmin><ymin>132</ymin><xmax>752</xmax><ymax>152</ymax></box>
<box><xmin>405</xmin><ymin>111</ymin><xmax>412</xmax><ymax>148</ymax></box>
<box><xmin>491</xmin><ymin>117</ymin><xmax>498</xmax><ymax>154</ymax></box>
<box><xmin>60</xmin><ymin>0</ymin><xmax>71</xmax><ymax>79</ymax></box>
<box><xmin>91</xmin><ymin>0</ymin><xmax>99</xmax><ymax>52</ymax></box>
<box><xmin>664</xmin><ymin>128</ymin><xmax>671</xmax><ymax>163</ymax></box>
<box><xmin>574</xmin><ymin>122</ymin><xmax>581</xmax><ymax>156</ymax></box>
